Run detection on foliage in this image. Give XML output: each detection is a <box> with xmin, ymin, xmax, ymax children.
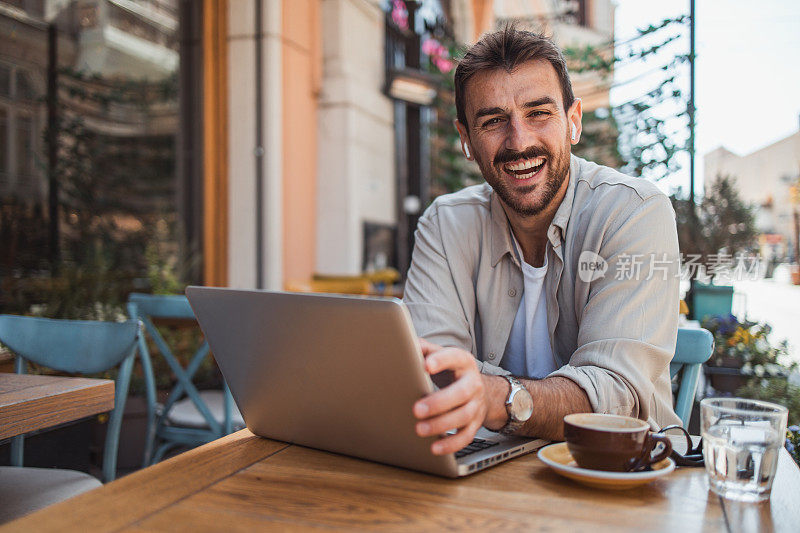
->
<box><xmin>0</xmin><ymin>202</ymin><xmax>50</xmax><ymax>275</ymax></box>
<box><xmin>423</xmin><ymin>13</ymin><xmax>693</xmax><ymax>196</ymax></box>
<box><xmin>562</xmin><ymin>15</ymin><xmax>690</xmax><ymax>180</ymax></box>
<box><xmin>671</xmin><ymin>175</ymin><xmax>758</xmax><ymax>280</ymax></box>
<box><xmin>736</xmin><ymin>381</ymin><xmax>800</xmax><ymax>427</ymax></box>
<box><xmin>737</xmin><ymin>380</ymin><xmax>800</xmax><ymax>466</ymax></box>
<box><xmin>702</xmin><ymin>314</ymin><xmax>795</xmax><ymax>378</ymax></box>
<box><xmin>0</xmin><ymin>67</ymin><xmax>191</xmax><ymax>321</ymax></box>
<box><xmin>786</xmin><ymin>425</ymin><xmax>800</xmax><ymax>466</ymax></box>
<box><xmin>704</xmin><ymin>313</ymin><xmax>800</xmax><ymax>465</ymax></box>
<box><xmin>423</xmin><ymin>33</ymin><xmax>484</xmax><ymax>198</ymax></box>
<box><xmin>571</xmin><ymin>108</ymin><xmax>625</xmax><ymax>170</ymax></box>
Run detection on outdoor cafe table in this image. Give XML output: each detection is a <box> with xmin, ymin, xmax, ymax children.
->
<box><xmin>0</xmin><ymin>373</ymin><xmax>114</xmax><ymax>441</ymax></box>
<box><xmin>3</xmin><ymin>429</ymin><xmax>799</xmax><ymax>532</ymax></box>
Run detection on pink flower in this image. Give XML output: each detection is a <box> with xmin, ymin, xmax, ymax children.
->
<box><xmin>422</xmin><ymin>37</ymin><xmax>439</xmax><ymax>56</ymax></box>
<box><xmin>391</xmin><ymin>0</ymin><xmax>408</xmax><ymax>30</ymax></box>
<box><xmin>433</xmin><ymin>57</ymin><xmax>454</xmax><ymax>73</ymax></box>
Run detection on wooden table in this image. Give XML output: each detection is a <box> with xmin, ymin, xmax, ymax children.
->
<box><xmin>4</xmin><ymin>429</ymin><xmax>799</xmax><ymax>532</ymax></box>
<box><xmin>0</xmin><ymin>373</ymin><xmax>115</xmax><ymax>441</ymax></box>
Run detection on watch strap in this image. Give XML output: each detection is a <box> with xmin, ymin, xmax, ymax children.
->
<box><xmin>499</xmin><ymin>376</ymin><xmax>529</xmax><ymax>435</ymax></box>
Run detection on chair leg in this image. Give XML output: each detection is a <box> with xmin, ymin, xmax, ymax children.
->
<box><xmin>11</xmin><ymin>356</ymin><xmax>25</xmax><ymax>465</ymax></box>
<box><xmin>10</xmin><ymin>435</ymin><xmax>23</xmax><ymax>466</ymax></box>
<box><xmin>223</xmin><ymin>381</ymin><xmax>233</xmax><ymax>435</ymax></box>
<box><xmin>102</xmin><ymin>351</ymin><xmax>135</xmax><ymax>483</ymax></box>
<box><xmin>137</xmin><ymin>332</ymin><xmax>158</xmax><ymax>469</ymax></box>
<box><xmin>152</xmin><ymin>441</ymin><xmax>182</xmax><ymax>464</ymax></box>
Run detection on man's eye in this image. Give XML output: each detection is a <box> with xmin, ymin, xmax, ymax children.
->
<box><xmin>482</xmin><ymin>117</ymin><xmax>503</xmax><ymax>127</ymax></box>
<box><xmin>529</xmin><ymin>111</ymin><xmax>549</xmax><ymax>118</ymax></box>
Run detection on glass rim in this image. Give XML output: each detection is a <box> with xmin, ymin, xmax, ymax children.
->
<box><xmin>700</xmin><ymin>397</ymin><xmax>788</xmax><ymax>417</ymax></box>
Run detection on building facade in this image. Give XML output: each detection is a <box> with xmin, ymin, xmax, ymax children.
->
<box><xmin>222</xmin><ymin>0</ymin><xmax>617</xmax><ymax>289</ymax></box>
<box><xmin>1</xmin><ymin>0</ymin><xmax>619</xmax><ymax>294</ymax></box>
<box><xmin>704</xmin><ymin>128</ymin><xmax>800</xmax><ymax>261</ymax></box>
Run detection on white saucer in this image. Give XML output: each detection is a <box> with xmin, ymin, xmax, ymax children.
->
<box><xmin>537</xmin><ymin>442</ymin><xmax>676</xmax><ymax>490</ymax></box>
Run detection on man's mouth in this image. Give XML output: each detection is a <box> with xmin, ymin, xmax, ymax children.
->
<box><xmin>501</xmin><ymin>157</ymin><xmax>547</xmax><ymax>180</ymax></box>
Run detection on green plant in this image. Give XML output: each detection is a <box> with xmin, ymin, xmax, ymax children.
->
<box><xmin>671</xmin><ymin>175</ymin><xmax>758</xmax><ymax>281</ymax></box>
<box><xmin>786</xmin><ymin>425</ymin><xmax>800</xmax><ymax>466</ymax></box>
<box><xmin>736</xmin><ymin>381</ymin><xmax>800</xmax><ymax>427</ymax></box>
<box><xmin>702</xmin><ymin>314</ymin><xmax>794</xmax><ymax>378</ymax></box>
<box><xmin>425</xmin><ymin>37</ymin><xmax>484</xmax><ymax>198</ymax></box>
<box><xmin>562</xmin><ymin>15</ymin><xmax>689</xmax><ymax>181</ymax></box>
<box><xmin>737</xmin><ymin>381</ymin><xmax>800</xmax><ymax>466</ymax></box>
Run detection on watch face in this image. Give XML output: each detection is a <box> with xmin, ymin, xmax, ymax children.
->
<box><xmin>511</xmin><ymin>390</ymin><xmax>534</xmax><ymax>421</ymax></box>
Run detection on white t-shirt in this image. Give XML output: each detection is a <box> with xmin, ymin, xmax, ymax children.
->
<box><xmin>501</xmin><ymin>237</ymin><xmax>556</xmax><ymax>379</ymax></box>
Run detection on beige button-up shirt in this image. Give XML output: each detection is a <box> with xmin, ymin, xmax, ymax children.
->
<box><xmin>404</xmin><ymin>155</ymin><xmax>682</xmax><ymax>429</ymax></box>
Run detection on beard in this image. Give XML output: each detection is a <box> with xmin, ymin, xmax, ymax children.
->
<box><xmin>474</xmin><ymin>135</ymin><xmax>571</xmax><ymax>218</ymax></box>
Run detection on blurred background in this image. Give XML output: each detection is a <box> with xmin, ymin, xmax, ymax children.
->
<box><xmin>4</xmin><ymin>0</ymin><xmax>798</xmax><ymax>348</ymax></box>
<box><xmin>1</xmin><ymin>0</ymin><xmax>799</xmax><ymax>418</ymax></box>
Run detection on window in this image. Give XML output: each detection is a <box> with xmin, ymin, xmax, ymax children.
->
<box><xmin>0</xmin><ymin>63</ymin><xmax>42</xmax><ymax>197</ymax></box>
<box><xmin>16</xmin><ymin>112</ymin><xmax>34</xmax><ymax>179</ymax></box>
<box><xmin>16</xmin><ymin>70</ymin><xmax>36</xmax><ymax>102</ymax></box>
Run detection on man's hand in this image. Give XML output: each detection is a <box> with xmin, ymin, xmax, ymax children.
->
<box><xmin>413</xmin><ymin>338</ymin><xmax>488</xmax><ymax>455</ymax></box>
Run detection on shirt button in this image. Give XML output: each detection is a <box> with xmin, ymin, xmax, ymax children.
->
<box><xmin>488</xmin><ymin>352</ymin><xmax>496</xmax><ymax>360</ymax></box>
<box><xmin>508</xmin><ymin>288</ymin><xmax>517</xmax><ymax>297</ymax></box>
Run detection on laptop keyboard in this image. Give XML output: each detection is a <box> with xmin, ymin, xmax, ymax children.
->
<box><xmin>454</xmin><ymin>438</ymin><xmax>500</xmax><ymax>459</ymax></box>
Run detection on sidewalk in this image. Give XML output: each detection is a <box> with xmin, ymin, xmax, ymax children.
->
<box><xmin>733</xmin><ymin>279</ymin><xmax>800</xmax><ymax>364</ymax></box>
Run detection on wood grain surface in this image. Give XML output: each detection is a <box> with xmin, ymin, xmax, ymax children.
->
<box><xmin>5</xmin><ymin>428</ymin><xmax>799</xmax><ymax>532</ymax></box>
<box><xmin>0</xmin><ymin>373</ymin><xmax>115</xmax><ymax>440</ymax></box>
<box><xmin>1</xmin><ymin>430</ymin><xmax>287</xmax><ymax>532</ymax></box>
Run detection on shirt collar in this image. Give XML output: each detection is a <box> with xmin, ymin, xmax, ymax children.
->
<box><xmin>490</xmin><ymin>154</ymin><xmax>580</xmax><ymax>267</ymax></box>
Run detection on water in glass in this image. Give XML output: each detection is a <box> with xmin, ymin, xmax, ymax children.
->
<box><xmin>703</xmin><ymin>419</ymin><xmax>781</xmax><ymax>502</ymax></box>
<box><xmin>701</xmin><ymin>398</ymin><xmax>788</xmax><ymax>503</ymax></box>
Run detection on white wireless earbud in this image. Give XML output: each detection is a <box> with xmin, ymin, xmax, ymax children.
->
<box><xmin>571</xmin><ymin>123</ymin><xmax>577</xmax><ymax>141</ymax></box>
<box><xmin>464</xmin><ymin>144</ymin><xmax>471</xmax><ymax>159</ymax></box>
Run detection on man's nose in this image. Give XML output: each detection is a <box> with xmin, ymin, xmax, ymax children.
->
<box><xmin>504</xmin><ymin>114</ymin><xmax>536</xmax><ymax>152</ymax></box>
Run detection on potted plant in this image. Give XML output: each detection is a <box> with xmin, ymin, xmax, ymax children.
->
<box><xmin>671</xmin><ymin>176</ymin><xmax>758</xmax><ymax>321</ymax></box>
<box><xmin>702</xmin><ymin>314</ymin><xmax>794</xmax><ymax>393</ymax></box>
<box><xmin>735</xmin><ymin>380</ymin><xmax>800</xmax><ymax>468</ymax></box>
<box><xmin>787</xmin><ymin>426</ymin><xmax>800</xmax><ymax>467</ymax></box>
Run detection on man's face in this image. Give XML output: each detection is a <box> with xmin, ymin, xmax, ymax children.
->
<box><xmin>456</xmin><ymin>60</ymin><xmax>581</xmax><ymax>217</ymax></box>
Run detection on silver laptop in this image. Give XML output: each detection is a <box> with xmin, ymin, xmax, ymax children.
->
<box><xmin>185</xmin><ymin>286</ymin><xmax>547</xmax><ymax>477</ymax></box>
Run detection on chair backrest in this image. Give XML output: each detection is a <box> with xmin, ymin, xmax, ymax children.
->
<box><xmin>128</xmin><ymin>293</ymin><xmax>196</xmax><ymax>320</ymax></box>
<box><xmin>127</xmin><ymin>292</ymin><xmax>232</xmax><ymax>464</ymax></box>
<box><xmin>0</xmin><ymin>315</ymin><xmax>139</xmax><ymax>374</ymax></box>
<box><xmin>0</xmin><ymin>315</ymin><xmax>140</xmax><ymax>482</ymax></box>
<box><xmin>670</xmin><ymin>327</ymin><xmax>714</xmax><ymax>428</ymax></box>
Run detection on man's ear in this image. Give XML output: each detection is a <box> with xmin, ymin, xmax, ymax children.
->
<box><xmin>568</xmin><ymin>98</ymin><xmax>583</xmax><ymax>145</ymax></box>
<box><xmin>454</xmin><ymin>119</ymin><xmax>474</xmax><ymax>160</ymax></box>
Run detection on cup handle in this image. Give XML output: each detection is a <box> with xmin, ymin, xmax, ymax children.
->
<box><xmin>627</xmin><ymin>433</ymin><xmax>673</xmax><ymax>472</ymax></box>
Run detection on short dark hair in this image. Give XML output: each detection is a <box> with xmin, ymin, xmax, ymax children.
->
<box><xmin>454</xmin><ymin>26</ymin><xmax>575</xmax><ymax>129</ymax></box>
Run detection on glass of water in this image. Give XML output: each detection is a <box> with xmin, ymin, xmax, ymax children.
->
<box><xmin>700</xmin><ymin>397</ymin><xmax>788</xmax><ymax>502</ymax></box>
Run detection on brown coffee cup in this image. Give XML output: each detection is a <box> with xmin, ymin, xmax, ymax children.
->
<box><xmin>563</xmin><ymin>413</ymin><xmax>672</xmax><ymax>472</ymax></box>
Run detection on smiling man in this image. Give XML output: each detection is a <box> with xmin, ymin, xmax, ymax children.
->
<box><xmin>403</xmin><ymin>27</ymin><xmax>682</xmax><ymax>455</ymax></box>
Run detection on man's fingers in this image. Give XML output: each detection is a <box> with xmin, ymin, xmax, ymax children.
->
<box><xmin>414</xmin><ymin>370</ymin><xmax>482</xmax><ymax>419</ymax></box>
<box><xmin>416</xmin><ymin>399</ymin><xmax>483</xmax><ymax>438</ymax></box>
<box><xmin>418</xmin><ymin>337</ymin><xmax>441</xmax><ymax>357</ymax></box>
<box><xmin>430</xmin><ymin>420</ymin><xmax>483</xmax><ymax>455</ymax></box>
<box><xmin>424</xmin><ymin>347</ymin><xmax>477</xmax><ymax>377</ymax></box>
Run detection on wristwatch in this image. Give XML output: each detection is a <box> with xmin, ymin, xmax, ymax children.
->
<box><xmin>499</xmin><ymin>376</ymin><xmax>534</xmax><ymax>435</ymax></box>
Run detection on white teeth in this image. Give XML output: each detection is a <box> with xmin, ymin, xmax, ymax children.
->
<box><xmin>514</xmin><ymin>170</ymin><xmax>536</xmax><ymax>180</ymax></box>
<box><xmin>505</xmin><ymin>157</ymin><xmax>545</xmax><ymax>172</ymax></box>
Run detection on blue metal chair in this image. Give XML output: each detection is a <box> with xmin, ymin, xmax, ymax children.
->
<box><xmin>127</xmin><ymin>293</ymin><xmax>242</xmax><ymax>465</ymax></box>
<box><xmin>0</xmin><ymin>315</ymin><xmax>139</xmax><ymax>522</ymax></box>
<box><xmin>670</xmin><ymin>327</ymin><xmax>715</xmax><ymax>428</ymax></box>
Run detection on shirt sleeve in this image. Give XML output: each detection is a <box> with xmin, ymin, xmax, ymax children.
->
<box><xmin>403</xmin><ymin>204</ymin><xmax>475</xmax><ymax>353</ymax></box>
<box><xmin>549</xmin><ymin>193</ymin><xmax>680</xmax><ymax>423</ymax></box>
<box><xmin>403</xmin><ymin>204</ymin><xmax>513</xmax><ymax>377</ymax></box>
